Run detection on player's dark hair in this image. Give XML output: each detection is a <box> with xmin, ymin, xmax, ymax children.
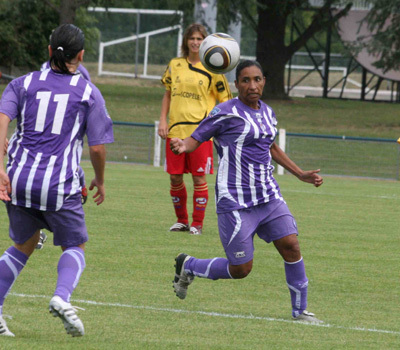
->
<box><xmin>235</xmin><ymin>60</ymin><xmax>264</xmax><ymax>81</ymax></box>
<box><xmin>50</xmin><ymin>24</ymin><xmax>84</xmax><ymax>75</ymax></box>
<box><xmin>181</xmin><ymin>23</ymin><xmax>208</xmax><ymax>58</ymax></box>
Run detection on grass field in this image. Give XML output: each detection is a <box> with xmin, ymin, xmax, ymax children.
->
<box><xmin>0</xmin><ymin>73</ymin><xmax>399</xmax><ymax>348</ymax></box>
<box><xmin>0</xmin><ymin>162</ymin><xmax>399</xmax><ymax>349</ymax></box>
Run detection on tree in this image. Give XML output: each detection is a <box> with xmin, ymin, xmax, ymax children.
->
<box><xmin>362</xmin><ymin>0</ymin><xmax>400</xmax><ymax>72</ymax></box>
<box><xmin>0</xmin><ymin>0</ymin><xmax>58</xmax><ymax>70</ymax></box>
<box><xmin>44</xmin><ymin>0</ymin><xmax>110</xmax><ymax>24</ymax></box>
<box><xmin>0</xmin><ymin>0</ymin><xmax>109</xmax><ymax>71</ymax></box>
<box><xmin>219</xmin><ymin>0</ymin><xmax>352</xmax><ymax>99</ymax></box>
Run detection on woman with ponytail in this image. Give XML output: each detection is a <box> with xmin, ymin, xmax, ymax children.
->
<box><xmin>0</xmin><ymin>24</ymin><xmax>114</xmax><ymax>337</ymax></box>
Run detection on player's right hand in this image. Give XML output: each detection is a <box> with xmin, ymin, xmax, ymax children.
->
<box><xmin>0</xmin><ymin>171</ymin><xmax>11</xmax><ymax>201</ymax></box>
<box><xmin>170</xmin><ymin>138</ymin><xmax>185</xmax><ymax>155</ymax></box>
<box><xmin>158</xmin><ymin>119</ymin><xmax>169</xmax><ymax>140</ymax></box>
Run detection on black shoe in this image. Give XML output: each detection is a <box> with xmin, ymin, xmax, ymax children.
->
<box><xmin>169</xmin><ymin>223</ymin><xmax>189</xmax><ymax>232</ymax></box>
<box><xmin>173</xmin><ymin>253</ymin><xmax>194</xmax><ymax>300</ymax></box>
<box><xmin>35</xmin><ymin>230</ymin><xmax>47</xmax><ymax>250</ymax></box>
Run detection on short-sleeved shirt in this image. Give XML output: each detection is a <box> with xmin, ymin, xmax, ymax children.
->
<box><xmin>41</xmin><ymin>61</ymin><xmax>91</xmax><ymax>81</ymax></box>
<box><xmin>0</xmin><ymin>69</ymin><xmax>114</xmax><ymax>211</ymax></box>
<box><xmin>161</xmin><ymin>57</ymin><xmax>232</xmax><ymax>139</ymax></box>
<box><xmin>191</xmin><ymin>97</ymin><xmax>283</xmax><ymax>214</ymax></box>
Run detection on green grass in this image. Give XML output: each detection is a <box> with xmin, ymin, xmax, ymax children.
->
<box><xmin>284</xmin><ymin>136</ymin><xmax>400</xmax><ymax>179</ymax></box>
<box><xmin>270</xmin><ymin>97</ymin><xmax>400</xmax><ymax>139</ymax></box>
<box><xmin>0</xmin><ymin>163</ymin><xmax>399</xmax><ymax>349</ymax></box>
<box><xmin>96</xmin><ymin>82</ymin><xmax>163</xmax><ymax>125</ymax></box>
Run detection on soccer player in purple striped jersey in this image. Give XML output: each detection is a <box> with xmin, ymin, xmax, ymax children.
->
<box><xmin>0</xmin><ymin>24</ymin><xmax>113</xmax><ymax>337</ymax></box>
<box><xmin>170</xmin><ymin>60</ymin><xmax>324</xmax><ymax>324</ymax></box>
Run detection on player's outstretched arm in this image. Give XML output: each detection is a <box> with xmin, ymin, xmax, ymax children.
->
<box><xmin>89</xmin><ymin>144</ymin><xmax>106</xmax><ymax>205</ymax></box>
<box><xmin>270</xmin><ymin>142</ymin><xmax>323</xmax><ymax>187</ymax></box>
<box><xmin>3</xmin><ymin>138</ymin><xmax>8</xmax><ymax>156</ymax></box>
<box><xmin>170</xmin><ymin>137</ymin><xmax>201</xmax><ymax>155</ymax></box>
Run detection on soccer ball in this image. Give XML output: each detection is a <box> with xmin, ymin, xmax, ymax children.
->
<box><xmin>199</xmin><ymin>33</ymin><xmax>240</xmax><ymax>74</ymax></box>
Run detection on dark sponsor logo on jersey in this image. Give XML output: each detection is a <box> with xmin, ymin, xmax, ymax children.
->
<box><xmin>208</xmin><ymin>107</ymin><xmax>221</xmax><ymax>118</ymax></box>
<box><xmin>165</xmin><ymin>77</ymin><xmax>172</xmax><ymax>85</ymax></box>
<box><xmin>216</xmin><ymin>81</ymin><xmax>225</xmax><ymax>92</ymax></box>
<box><xmin>172</xmin><ymin>91</ymin><xmax>202</xmax><ymax>100</ymax></box>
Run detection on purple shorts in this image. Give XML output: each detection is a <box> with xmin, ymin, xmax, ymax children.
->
<box><xmin>5</xmin><ymin>203</ymin><xmax>88</xmax><ymax>247</ymax></box>
<box><xmin>218</xmin><ymin>199</ymin><xmax>298</xmax><ymax>265</ymax></box>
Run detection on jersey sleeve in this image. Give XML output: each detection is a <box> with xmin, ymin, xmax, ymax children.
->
<box><xmin>77</xmin><ymin>64</ymin><xmax>91</xmax><ymax>81</ymax></box>
<box><xmin>191</xmin><ymin>107</ymin><xmax>224</xmax><ymax>142</ymax></box>
<box><xmin>0</xmin><ymin>79</ymin><xmax>23</xmax><ymax>121</ymax></box>
<box><xmin>211</xmin><ymin>74</ymin><xmax>232</xmax><ymax>103</ymax></box>
<box><xmin>160</xmin><ymin>61</ymin><xmax>172</xmax><ymax>91</ymax></box>
<box><xmin>85</xmin><ymin>87</ymin><xmax>114</xmax><ymax>146</ymax></box>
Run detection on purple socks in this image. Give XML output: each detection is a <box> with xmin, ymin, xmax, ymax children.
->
<box><xmin>54</xmin><ymin>247</ymin><xmax>86</xmax><ymax>302</ymax></box>
<box><xmin>0</xmin><ymin>246</ymin><xmax>29</xmax><ymax>314</ymax></box>
<box><xmin>184</xmin><ymin>254</ymin><xmax>309</xmax><ymax>318</ymax></box>
<box><xmin>0</xmin><ymin>245</ymin><xmax>85</xmax><ymax>314</ymax></box>
<box><xmin>285</xmin><ymin>257</ymin><xmax>308</xmax><ymax>317</ymax></box>
<box><xmin>185</xmin><ymin>257</ymin><xmax>232</xmax><ymax>280</ymax></box>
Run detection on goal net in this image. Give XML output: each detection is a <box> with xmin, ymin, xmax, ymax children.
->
<box><xmin>88</xmin><ymin>7</ymin><xmax>183</xmax><ymax>79</ymax></box>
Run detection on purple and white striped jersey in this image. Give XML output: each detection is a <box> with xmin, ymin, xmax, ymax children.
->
<box><xmin>191</xmin><ymin>97</ymin><xmax>283</xmax><ymax>214</ymax></box>
<box><xmin>0</xmin><ymin>69</ymin><xmax>113</xmax><ymax>211</ymax></box>
<box><xmin>41</xmin><ymin>61</ymin><xmax>91</xmax><ymax>81</ymax></box>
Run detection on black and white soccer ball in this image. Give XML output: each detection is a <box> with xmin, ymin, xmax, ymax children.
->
<box><xmin>199</xmin><ymin>33</ymin><xmax>240</xmax><ymax>74</ymax></box>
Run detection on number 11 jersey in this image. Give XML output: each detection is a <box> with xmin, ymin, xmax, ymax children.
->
<box><xmin>0</xmin><ymin>69</ymin><xmax>114</xmax><ymax>211</ymax></box>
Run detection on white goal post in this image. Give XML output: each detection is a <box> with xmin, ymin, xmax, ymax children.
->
<box><xmin>88</xmin><ymin>7</ymin><xmax>183</xmax><ymax>79</ymax></box>
<box><xmin>277</xmin><ymin>128</ymin><xmax>286</xmax><ymax>175</ymax></box>
<box><xmin>153</xmin><ymin>121</ymin><xmax>162</xmax><ymax>167</ymax></box>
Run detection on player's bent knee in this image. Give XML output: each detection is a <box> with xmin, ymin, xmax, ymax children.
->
<box><xmin>229</xmin><ymin>261</ymin><xmax>253</xmax><ymax>279</ymax></box>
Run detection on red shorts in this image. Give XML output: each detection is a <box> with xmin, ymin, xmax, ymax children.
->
<box><xmin>165</xmin><ymin>138</ymin><xmax>214</xmax><ymax>176</ymax></box>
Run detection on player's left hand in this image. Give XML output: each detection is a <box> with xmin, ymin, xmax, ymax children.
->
<box><xmin>298</xmin><ymin>169</ymin><xmax>323</xmax><ymax>187</ymax></box>
<box><xmin>89</xmin><ymin>179</ymin><xmax>105</xmax><ymax>205</ymax></box>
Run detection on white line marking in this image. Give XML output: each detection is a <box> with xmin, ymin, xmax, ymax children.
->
<box><xmin>10</xmin><ymin>292</ymin><xmax>400</xmax><ymax>335</ymax></box>
<box><xmin>283</xmin><ymin>189</ymin><xmax>399</xmax><ymax>200</ymax></box>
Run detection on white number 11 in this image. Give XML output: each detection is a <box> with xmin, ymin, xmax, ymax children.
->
<box><xmin>35</xmin><ymin>92</ymin><xmax>69</xmax><ymax>135</ymax></box>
